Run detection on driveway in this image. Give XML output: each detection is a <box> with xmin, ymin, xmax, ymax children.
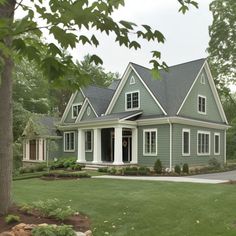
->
<box><xmin>190</xmin><ymin>170</ymin><xmax>236</xmax><ymax>181</ymax></box>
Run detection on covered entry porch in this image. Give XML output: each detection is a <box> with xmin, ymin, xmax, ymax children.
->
<box><xmin>77</xmin><ymin>125</ymin><xmax>138</xmax><ymax>165</ymax></box>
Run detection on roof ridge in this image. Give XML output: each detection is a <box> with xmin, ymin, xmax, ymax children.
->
<box><xmin>130</xmin><ymin>58</ymin><xmax>206</xmax><ymax>71</ymax></box>
<box><xmin>84</xmin><ymin>84</ymin><xmax>115</xmax><ymax>91</ymax></box>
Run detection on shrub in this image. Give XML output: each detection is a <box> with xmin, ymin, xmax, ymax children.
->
<box><xmin>5</xmin><ymin>214</ymin><xmax>20</xmax><ymax>224</ymax></box>
<box><xmin>123</xmin><ymin>167</ymin><xmax>138</xmax><ymax>176</ymax></box>
<box><xmin>108</xmin><ymin>167</ymin><xmax>117</xmax><ymax>175</ymax></box>
<box><xmin>32</xmin><ymin>199</ymin><xmax>75</xmax><ymax>220</ymax></box>
<box><xmin>72</xmin><ymin>164</ymin><xmax>82</xmax><ymax>171</ymax></box>
<box><xmin>34</xmin><ymin>164</ymin><xmax>47</xmax><ymax>172</ymax></box>
<box><xmin>208</xmin><ymin>158</ymin><xmax>221</xmax><ymax>169</ymax></box>
<box><xmin>174</xmin><ymin>165</ymin><xmax>181</xmax><ymax>174</ymax></box>
<box><xmin>19</xmin><ymin>166</ymin><xmax>34</xmax><ymax>174</ymax></box>
<box><xmin>32</xmin><ymin>224</ymin><xmax>76</xmax><ymax>236</ymax></box>
<box><xmin>154</xmin><ymin>159</ymin><xmax>162</xmax><ymax>174</ymax></box>
<box><xmin>138</xmin><ymin>166</ymin><xmax>150</xmax><ymax>176</ymax></box>
<box><xmin>98</xmin><ymin>167</ymin><xmax>108</xmax><ymax>173</ymax></box>
<box><xmin>182</xmin><ymin>163</ymin><xmax>189</xmax><ymax>174</ymax></box>
<box><xmin>19</xmin><ymin>204</ymin><xmax>33</xmax><ymax>214</ymax></box>
<box><xmin>43</xmin><ymin>172</ymin><xmax>90</xmax><ymax>179</ymax></box>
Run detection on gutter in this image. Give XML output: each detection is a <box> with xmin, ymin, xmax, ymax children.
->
<box><xmin>167</xmin><ymin>118</ymin><xmax>173</xmax><ymax>171</ymax></box>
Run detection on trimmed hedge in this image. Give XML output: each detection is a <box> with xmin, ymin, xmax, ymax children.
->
<box><xmin>42</xmin><ymin>171</ymin><xmax>90</xmax><ymax>179</ymax></box>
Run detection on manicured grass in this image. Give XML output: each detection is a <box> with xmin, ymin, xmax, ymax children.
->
<box><xmin>13</xmin><ymin>179</ymin><xmax>236</xmax><ymax>236</ymax></box>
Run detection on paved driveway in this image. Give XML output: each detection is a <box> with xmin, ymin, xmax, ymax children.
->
<box><xmin>190</xmin><ymin>170</ymin><xmax>236</xmax><ymax>181</ymax></box>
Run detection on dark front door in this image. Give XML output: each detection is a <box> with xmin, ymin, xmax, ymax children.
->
<box><xmin>29</xmin><ymin>140</ymin><xmax>36</xmax><ymax>160</ymax></box>
<box><xmin>122</xmin><ymin>137</ymin><xmax>132</xmax><ymax>162</ymax></box>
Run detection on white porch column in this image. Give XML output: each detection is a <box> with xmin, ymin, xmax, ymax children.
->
<box><xmin>131</xmin><ymin>128</ymin><xmax>138</xmax><ymax>164</ymax></box>
<box><xmin>77</xmin><ymin>129</ymin><xmax>86</xmax><ymax>163</ymax></box>
<box><xmin>93</xmin><ymin>128</ymin><xmax>102</xmax><ymax>163</ymax></box>
<box><xmin>113</xmin><ymin>126</ymin><xmax>123</xmax><ymax>165</ymax></box>
<box><xmin>38</xmin><ymin>138</ymin><xmax>43</xmax><ymax>161</ymax></box>
<box><xmin>25</xmin><ymin>140</ymin><xmax>30</xmax><ymax>160</ymax></box>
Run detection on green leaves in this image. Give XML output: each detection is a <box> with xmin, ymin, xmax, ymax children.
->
<box><xmin>89</xmin><ymin>55</ymin><xmax>103</xmax><ymax>65</ymax></box>
<box><xmin>50</xmin><ymin>26</ymin><xmax>78</xmax><ymax>48</ymax></box>
<box><xmin>129</xmin><ymin>41</ymin><xmax>141</xmax><ymax>50</ymax></box>
<box><xmin>178</xmin><ymin>0</ymin><xmax>198</xmax><ymax>14</ymax></box>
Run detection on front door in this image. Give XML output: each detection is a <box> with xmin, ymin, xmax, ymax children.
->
<box><xmin>122</xmin><ymin>136</ymin><xmax>132</xmax><ymax>162</ymax></box>
<box><xmin>29</xmin><ymin>140</ymin><xmax>36</xmax><ymax>160</ymax></box>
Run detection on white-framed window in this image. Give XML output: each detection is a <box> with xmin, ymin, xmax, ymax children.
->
<box><xmin>130</xmin><ymin>76</ymin><xmax>135</xmax><ymax>85</ymax></box>
<box><xmin>143</xmin><ymin>129</ymin><xmax>157</xmax><ymax>156</ymax></box>
<box><xmin>125</xmin><ymin>91</ymin><xmax>140</xmax><ymax>110</ymax></box>
<box><xmin>198</xmin><ymin>95</ymin><xmax>206</xmax><ymax>114</ymax></box>
<box><xmin>72</xmin><ymin>103</ymin><xmax>82</xmax><ymax>119</ymax></box>
<box><xmin>200</xmin><ymin>74</ymin><xmax>205</xmax><ymax>84</ymax></box>
<box><xmin>85</xmin><ymin>130</ymin><xmax>92</xmax><ymax>152</ymax></box>
<box><xmin>64</xmin><ymin>132</ymin><xmax>75</xmax><ymax>152</ymax></box>
<box><xmin>214</xmin><ymin>133</ymin><xmax>220</xmax><ymax>155</ymax></box>
<box><xmin>182</xmin><ymin>129</ymin><xmax>190</xmax><ymax>156</ymax></box>
<box><xmin>197</xmin><ymin>131</ymin><xmax>210</xmax><ymax>155</ymax></box>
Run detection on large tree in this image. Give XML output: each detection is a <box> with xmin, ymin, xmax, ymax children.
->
<box><xmin>0</xmin><ymin>0</ymin><xmax>198</xmax><ymax>214</ymax></box>
<box><xmin>207</xmin><ymin>0</ymin><xmax>236</xmax><ymax>91</ymax></box>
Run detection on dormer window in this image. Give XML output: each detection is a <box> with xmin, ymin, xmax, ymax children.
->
<box><xmin>198</xmin><ymin>95</ymin><xmax>206</xmax><ymax>114</ymax></box>
<box><xmin>200</xmin><ymin>74</ymin><xmax>205</xmax><ymax>84</ymax></box>
<box><xmin>126</xmin><ymin>91</ymin><xmax>140</xmax><ymax>110</ymax></box>
<box><xmin>130</xmin><ymin>76</ymin><xmax>135</xmax><ymax>85</ymax></box>
<box><xmin>72</xmin><ymin>103</ymin><xmax>82</xmax><ymax>119</ymax></box>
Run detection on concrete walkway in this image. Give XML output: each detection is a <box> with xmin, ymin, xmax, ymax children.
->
<box><xmin>93</xmin><ymin>175</ymin><xmax>227</xmax><ymax>184</ymax></box>
<box><xmin>190</xmin><ymin>170</ymin><xmax>236</xmax><ymax>181</ymax></box>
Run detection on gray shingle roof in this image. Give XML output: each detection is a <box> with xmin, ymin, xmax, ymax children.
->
<box><xmin>81</xmin><ymin>85</ymin><xmax>115</xmax><ymax>116</ymax></box>
<box><xmin>131</xmin><ymin>58</ymin><xmax>206</xmax><ymax>115</ymax></box>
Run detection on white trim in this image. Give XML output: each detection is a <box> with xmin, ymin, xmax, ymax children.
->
<box><xmin>63</xmin><ymin>131</ymin><xmax>75</xmax><ymax>152</ymax></box>
<box><xmin>105</xmin><ymin>63</ymin><xmax>167</xmax><ymax>115</ymax></box>
<box><xmin>214</xmin><ymin>132</ymin><xmax>220</xmax><ymax>155</ymax></box>
<box><xmin>143</xmin><ymin>128</ymin><xmax>158</xmax><ymax>156</ymax></box>
<box><xmin>87</xmin><ymin>99</ymin><xmax>99</xmax><ymax>117</ymax></box>
<box><xmin>125</xmin><ymin>90</ymin><xmax>140</xmax><ymax>111</ymax></box>
<box><xmin>130</xmin><ymin>75</ymin><xmax>135</xmax><ymax>85</ymax></box>
<box><xmin>177</xmin><ymin>62</ymin><xmax>205</xmax><ymax>115</ymax></box>
<box><xmin>197</xmin><ymin>94</ymin><xmax>207</xmax><ymax>115</ymax></box>
<box><xmin>197</xmin><ymin>130</ymin><xmax>211</xmax><ymax>156</ymax></box>
<box><xmin>204</xmin><ymin>61</ymin><xmax>228</xmax><ymax>124</ymax></box>
<box><xmin>168</xmin><ymin>119</ymin><xmax>173</xmax><ymax>170</ymax></box>
<box><xmin>182</xmin><ymin>128</ymin><xmax>190</xmax><ymax>156</ymax></box>
<box><xmin>72</xmin><ymin>102</ymin><xmax>83</xmax><ymax>119</ymax></box>
<box><xmin>120</xmin><ymin>111</ymin><xmax>143</xmax><ymax>121</ymax></box>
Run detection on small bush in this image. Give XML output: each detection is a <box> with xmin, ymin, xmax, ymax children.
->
<box><xmin>182</xmin><ymin>163</ymin><xmax>189</xmax><ymax>174</ymax></box>
<box><xmin>32</xmin><ymin>199</ymin><xmax>75</xmax><ymax>220</ymax></box>
<box><xmin>19</xmin><ymin>167</ymin><xmax>33</xmax><ymax>174</ymax></box>
<box><xmin>72</xmin><ymin>164</ymin><xmax>82</xmax><ymax>171</ymax></box>
<box><xmin>32</xmin><ymin>224</ymin><xmax>76</xmax><ymax>236</ymax></box>
<box><xmin>5</xmin><ymin>214</ymin><xmax>20</xmax><ymax>224</ymax></box>
<box><xmin>108</xmin><ymin>167</ymin><xmax>117</xmax><ymax>175</ymax></box>
<box><xmin>174</xmin><ymin>165</ymin><xmax>181</xmax><ymax>174</ymax></box>
<box><xmin>154</xmin><ymin>159</ymin><xmax>162</xmax><ymax>174</ymax></box>
<box><xmin>123</xmin><ymin>167</ymin><xmax>138</xmax><ymax>176</ymax></box>
<box><xmin>19</xmin><ymin>204</ymin><xmax>33</xmax><ymax>214</ymax></box>
<box><xmin>34</xmin><ymin>164</ymin><xmax>47</xmax><ymax>172</ymax></box>
<box><xmin>43</xmin><ymin>171</ymin><xmax>90</xmax><ymax>179</ymax></box>
<box><xmin>137</xmin><ymin>166</ymin><xmax>150</xmax><ymax>176</ymax></box>
<box><xmin>208</xmin><ymin>158</ymin><xmax>221</xmax><ymax>169</ymax></box>
<box><xmin>98</xmin><ymin>167</ymin><xmax>108</xmax><ymax>173</ymax></box>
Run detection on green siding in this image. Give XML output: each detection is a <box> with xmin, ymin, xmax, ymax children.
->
<box><xmin>172</xmin><ymin>124</ymin><xmax>225</xmax><ymax>166</ymax></box>
<box><xmin>85</xmin><ymin>152</ymin><xmax>93</xmax><ymax>162</ymax></box>
<box><xmin>179</xmin><ymin>69</ymin><xmax>223</xmax><ymax>122</ymax></box>
<box><xmin>80</xmin><ymin>103</ymin><xmax>97</xmax><ymax>121</ymax></box>
<box><xmin>111</xmin><ymin>71</ymin><xmax>164</xmax><ymax>116</ymax></box>
<box><xmin>64</xmin><ymin>91</ymin><xmax>84</xmax><ymax>123</ymax></box>
<box><xmin>138</xmin><ymin>124</ymin><xmax>170</xmax><ymax>167</ymax></box>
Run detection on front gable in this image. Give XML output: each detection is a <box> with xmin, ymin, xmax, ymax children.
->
<box><xmin>61</xmin><ymin>90</ymin><xmax>85</xmax><ymax>123</ymax></box>
<box><xmin>80</xmin><ymin>102</ymin><xmax>97</xmax><ymax>121</ymax></box>
<box><xmin>178</xmin><ymin>65</ymin><xmax>226</xmax><ymax>123</ymax></box>
<box><xmin>107</xmin><ymin>65</ymin><xmax>166</xmax><ymax>116</ymax></box>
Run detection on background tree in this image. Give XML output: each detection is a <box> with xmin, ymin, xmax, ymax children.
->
<box><xmin>207</xmin><ymin>0</ymin><xmax>236</xmax><ymax>94</ymax></box>
<box><xmin>0</xmin><ymin>0</ymin><xmax>198</xmax><ymax>214</ymax></box>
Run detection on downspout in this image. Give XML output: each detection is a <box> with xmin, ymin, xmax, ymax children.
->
<box><xmin>224</xmin><ymin>130</ymin><xmax>226</xmax><ymax>164</ymax></box>
<box><xmin>168</xmin><ymin>118</ymin><xmax>172</xmax><ymax>172</ymax></box>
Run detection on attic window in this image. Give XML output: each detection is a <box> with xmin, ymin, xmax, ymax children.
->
<box><xmin>126</xmin><ymin>91</ymin><xmax>140</xmax><ymax>110</ymax></box>
<box><xmin>130</xmin><ymin>76</ymin><xmax>135</xmax><ymax>85</ymax></box>
<box><xmin>87</xmin><ymin>106</ymin><xmax>91</xmax><ymax>116</ymax></box>
<box><xmin>200</xmin><ymin>74</ymin><xmax>205</xmax><ymax>84</ymax></box>
<box><xmin>72</xmin><ymin>103</ymin><xmax>82</xmax><ymax>119</ymax></box>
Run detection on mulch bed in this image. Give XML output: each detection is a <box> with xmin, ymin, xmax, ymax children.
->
<box><xmin>0</xmin><ymin>204</ymin><xmax>90</xmax><ymax>233</ymax></box>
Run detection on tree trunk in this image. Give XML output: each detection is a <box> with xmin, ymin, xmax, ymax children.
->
<box><xmin>0</xmin><ymin>0</ymin><xmax>16</xmax><ymax>215</ymax></box>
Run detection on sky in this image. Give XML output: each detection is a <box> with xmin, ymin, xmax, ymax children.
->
<box><xmin>15</xmin><ymin>0</ymin><xmax>213</xmax><ymax>74</ymax></box>
<box><xmin>73</xmin><ymin>0</ymin><xmax>213</xmax><ymax>74</ymax></box>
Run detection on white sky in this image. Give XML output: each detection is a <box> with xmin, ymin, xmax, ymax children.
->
<box><xmin>15</xmin><ymin>0</ymin><xmax>213</xmax><ymax>74</ymax></box>
<box><xmin>73</xmin><ymin>0</ymin><xmax>213</xmax><ymax>74</ymax></box>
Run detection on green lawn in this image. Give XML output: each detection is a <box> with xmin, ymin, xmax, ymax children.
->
<box><xmin>13</xmin><ymin>178</ymin><xmax>236</xmax><ymax>236</ymax></box>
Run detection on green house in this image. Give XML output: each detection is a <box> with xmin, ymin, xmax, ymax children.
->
<box><xmin>23</xmin><ymin>59</ymin><xmax>229</xmax><ymax>169</ymax></box>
